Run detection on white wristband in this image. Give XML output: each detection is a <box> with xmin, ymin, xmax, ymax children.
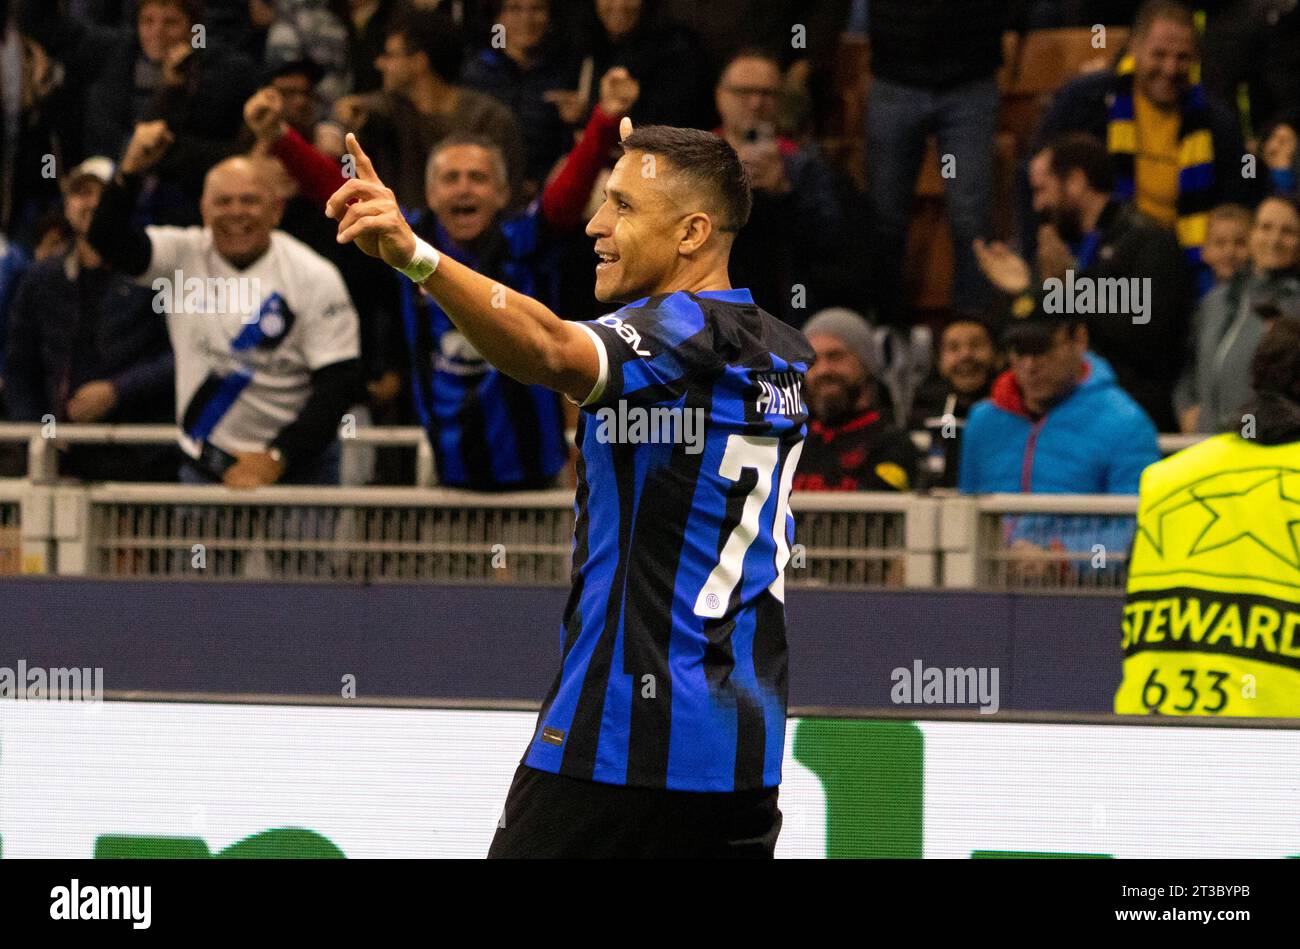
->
<box><xmin>399</xmin><ymin>237</ymin><xmax>440</xmax><ymax>282</ymax></box>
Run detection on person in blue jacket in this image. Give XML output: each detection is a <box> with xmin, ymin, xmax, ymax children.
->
<box><xmin>959</xmin><ymin>309</ymin><xmax>1160</xmax><ymax>573</ymax></box>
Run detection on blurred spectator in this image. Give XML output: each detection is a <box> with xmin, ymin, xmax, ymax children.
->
<box><xmin>87</xmin><ymin>123</ymin><xmax>361</xmax><ymax>486</ymax></box>
<box><xmin>21</xmin><ymin>0</ymin><xmax>259</xmax><ymax>224</ymax></box>
<box><xmin>570</xmin><ymin>0</ymin><xmax>713</xmax><ymax>128</ymax></box>
<box><xmin>714</xmin><ymin>49</ymin><xmax>849</xmax><ymax>327</ymax></box>
<box><xmin>1029</xmin><ymin>0</ymin><xmax>1261</xmax><ymax>288</ymax></box>
<box><xmin>344</xmin><ymin>0</ymin><xmax>400</xmax><ymax>94</ymax></box>
<box><xmin>3</xmin><ymin>6</ymin><xmax>79</xmax><ymax>242</ymax></box>
<box><xmin>331</xmin><ymin>6</ymin><xmax>526</xmax><ymax>209</ymax></box>
<box><xmin>959</xmin><ymin>313</ymin><xmax>1159</xmax><ymax>493</ymax></box>
<box><xmin>462</xmin><ymin>0</ymin><xmax>579</xmax><ymax>191</ymax></box>
<box><xmin>244</xmin><ymin>88</ymin><xmax>405</xmax><ymax>448</ymax></box>
<box><xmin>28</xmin><ymin>208</ymin><xmax>75</xmax><ymax>261</ymax></box>
<box><xmin>260</xmin><ymin>66</ymin><xmax>643</xmax><ymax>488</ymax></box>
<box><xmin>1175</xmin><ymin>195</ymin><xmax>1300</xmax><ymax>434</ymax></box>
<box><xmin>1260</xmin><ymin>119</ymin><xmax>1299</xmax><ymax>197</ymax></box>
<box><xmin>863</xmin><ymin>0</ymin><xmax>1008</xmax><ymax>327</ymax></box>
<box><xmin>959</xmin><ymin>311</ymin><xmax>1160</xmax><ymax>565</ymax></box>
<box><xmin>258</xmin><ymin>59</ymin><xmax>329</xmax><ymax>147</ymax></box>
<box><xmin>704</xmin><ymin>0</ymin><xmax>855</xmax><ymax>139</ymax></box>
<box><xmin>975</xmin><ymin>133</ymin><xmax>1193</xmax><ymax>431</ymax></box>
<box><xmin>909</xmin><ymin>317</ymin><xmax>1002</xmax><ymax>489</ymax></box>
<box><xmin>1201</xmin><ymin>202</ymin><xmax>1253</xmax><ymax>285</ymax></box>
<box><xmin>793</xmin><ymin>308</ymin><xmax>918</xmax><ymax>492</ymax></box>
<box><xmin>1199</xmin><ymin>0</ymin><xmax>1300</xmax><ymax>150</ymax></box>
<box><xmin>3</xmin><ymin>156</ymin><xmax>176</xmax><ymax>480</ymax></box>
<box><xmin>263</xmin><ymin>0</ymin><xmax>353</xmax><ymax>109</ymax></box>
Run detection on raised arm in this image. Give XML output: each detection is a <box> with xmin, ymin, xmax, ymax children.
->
<box><xmin>326</xmin><ymin>133</ymin><xmax>600</xmax><ymax>404</ymax></box>
<box><xmin>541</xmin><ymin>68</ymin><xmax>639</xmax><ymax>232</ymax></box>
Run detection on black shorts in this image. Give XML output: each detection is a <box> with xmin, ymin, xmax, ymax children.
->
<box><xmin>486</xmin><ymin>764</ymin><xmax>782</xmax><ymax>859</ymax></box>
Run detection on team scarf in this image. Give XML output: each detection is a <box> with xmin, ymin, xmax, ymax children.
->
<box><xmin>1106</xmin><ymin>53</ymin><xmax>1215</xmax><ymax>272</ymax></box>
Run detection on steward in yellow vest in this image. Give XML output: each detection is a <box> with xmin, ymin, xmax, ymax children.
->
<box><xmin>1116</xmin><ymin>317</ymin><xmax>1300</xmax><ymax>716</ymax></box>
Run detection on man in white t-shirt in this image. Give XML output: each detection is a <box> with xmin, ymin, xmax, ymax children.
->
<box><xmin>88</xmin><ymin>120</ymin><xmax>361</xmax><ymax>486</ymax></box>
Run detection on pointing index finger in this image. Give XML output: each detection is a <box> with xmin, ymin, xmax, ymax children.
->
<box><xmin>346</xmin><ymin>132</ymin><xmax>378</xmax><ymax>182</ymax></box>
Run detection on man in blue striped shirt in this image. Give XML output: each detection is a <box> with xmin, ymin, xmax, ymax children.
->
<box><xmin>329</xmin><ymin>118</ymin><xmax>814</xmax><ymax>858</ymax></box>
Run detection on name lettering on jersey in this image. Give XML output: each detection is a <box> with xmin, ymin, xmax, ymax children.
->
<box><xmin>151</xmin><ymin>272</ymin><xmax>263</xmax><ymax>322</ymax></box>
<box><xmin>596</xmin><ymin>314</ymin><xmax>651</xmax><ymax>357</ymax></box>
<box><xmin>1122</xmin><ymin>592</ymin><xmax>1300</xmax><ymax>670</ymax></box>
<box><xmin>754</xmin><ymin>370</ymin><xmax>806</xmax><ymax>417</ymax></box>
<box><xmin>593</xmin><ymin>400</ymin><xmax>705</xmax><ymax>455</ymax></box>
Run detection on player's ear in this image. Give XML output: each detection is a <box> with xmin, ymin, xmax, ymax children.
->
<box><xmin>678</xmin><ymin>211</ymin><xmax>714</xmax><ymax>255</ymax></box>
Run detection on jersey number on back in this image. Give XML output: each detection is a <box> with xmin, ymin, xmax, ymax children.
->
<box><xmin>694</xmin><ymin>435</ymin><xmax>802</xmax><ymax>618</ymax></box>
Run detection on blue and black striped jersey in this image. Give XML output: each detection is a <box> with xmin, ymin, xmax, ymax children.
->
<box><xmin>402</xmin><ymin>210</ymin><xmax>568</xmax><ymax>490</ymax></box>
<box><xmin>523</xmin><ymin>288</ymin><xmax>815</xmax><ymax>791</ymax></box>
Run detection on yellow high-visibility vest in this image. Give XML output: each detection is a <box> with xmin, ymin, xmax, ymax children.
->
<box><xmin>1115</xmin><ymin>432</ymin><xmax>1300</xmax><ymax>716</ymax></box>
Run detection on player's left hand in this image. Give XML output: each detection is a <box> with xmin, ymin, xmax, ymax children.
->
<box><xmin>223</xmin><ymin>451</ymin><xmax>285</xmax><ymax>489</ymax></box>
<box><xmin>326</xmin><ymin>133</ymin><xmax>416</xmax><ymax>269</ymax></box>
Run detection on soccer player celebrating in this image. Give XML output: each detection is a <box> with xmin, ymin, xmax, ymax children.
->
<box><xmin>328</xmin><ymin>119</ymin><xmax>814</xmax><ymax>858</ymax></box>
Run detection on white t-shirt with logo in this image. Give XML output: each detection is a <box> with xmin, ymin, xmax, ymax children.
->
<box><xmin>138</xmin><ymin>227</ymin><xmax>360</xmax><ymax>459</ymax></box>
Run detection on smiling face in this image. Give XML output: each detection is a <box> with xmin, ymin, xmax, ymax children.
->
<box><xmin>1250</xmin><ymin>198</ymin><xmax>1300</xmax><ymax>274</ymax></box>
<box><xmin>805</xmin><ymin>333</ymin><xmax>870</xmax><ymax>424</ymax></box>
<box><xmin>200</xmin><ymin>159</ymin><xmax>282</xmax><ymax>268</ymax></box>
<box><xmin>1132</xmin><ymin>17</ymin><xmax>1196</xmax><ymax>109</ymax></box>
<box><xmin>585</xmin><ymin>151</ymin><xmax>696</xmax><ymax>303</ymax></box>
<box><xmin>938</xmin><ymin>321</ymin><xmax>998</xmax><ymax>397</ymax></box>
<box><xmin>427</xmin><ymin>143</ymin><xmax>510</xmax><ymax>246</ymax></box>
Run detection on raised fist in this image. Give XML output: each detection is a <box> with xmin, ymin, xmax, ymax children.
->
<box><xmin>597</xmin><ymin>67</ymin><xmax>639</xmax><ymax>118</ymax></box>
<box><xmin>119</xmin><ymin>120</ymin><xmax>175</xmax><ymax>175</ymax></box>
<box><xmin>245</xmin><ymin>87</ymin><xmax>287</xmax><ymax>143</ymax></box>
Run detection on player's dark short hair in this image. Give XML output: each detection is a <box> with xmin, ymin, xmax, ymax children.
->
<box><xmin>1044</xmin><ymin>132</ymin><xmax>1115</xmax><ymax>195</ymax></box>
<box><xmin>389</xmin><ymin>7</ymin><xmax>465</xmax><ymax>83</ymax></box>
<box><xmin>1133</xmin><ymin>0</ymin><xmax>1196</xmax><ymax>38</ymax></box>
<box><xmin>620</xmin><ymin>126</ymin><xmax>753</xmax><ymax>233</ymax></box>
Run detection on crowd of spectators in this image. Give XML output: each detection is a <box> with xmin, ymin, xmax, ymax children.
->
<box><xmin>0</xmin><ymin>0</ymin><xmax>1297</xmax><ymax>500</ymax></box>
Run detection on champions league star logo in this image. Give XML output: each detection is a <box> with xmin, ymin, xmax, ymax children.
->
<box><xmin>1136</xmin><ymin>467</ymin><xmax>1300</xmax><ymax>571</ymax></box>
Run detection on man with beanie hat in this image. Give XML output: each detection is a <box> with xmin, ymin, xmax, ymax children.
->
<box><xmin>794</xmin><ymin>308</ymin><xmax>918</xmax><ymax>492</ymax></box>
